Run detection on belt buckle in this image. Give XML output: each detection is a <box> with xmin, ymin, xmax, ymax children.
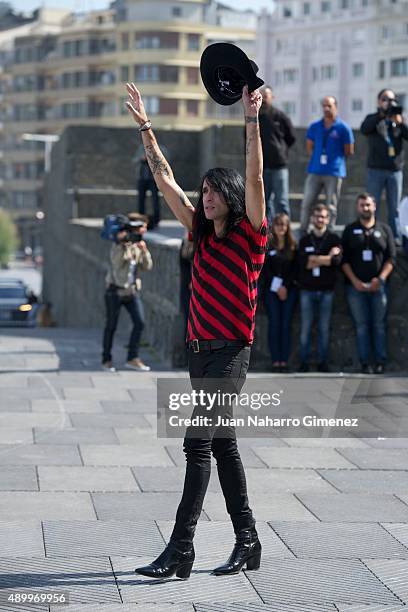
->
<box><xmin>192</xmin><ymin>339</ymin><xmax>200</xmax><ymax>353</ymax></box>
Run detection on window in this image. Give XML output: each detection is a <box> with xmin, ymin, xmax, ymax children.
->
<box><xmin>144</xmin><ymin>96</ymin><xmax>159</xmax><ymax>115</ymax></box>
<box><xmin>159</xmin><ymin>99</ymin><xmax>178</xmax><ymax>115</ymax></box>
<box><xmin>283</xmin><ymin>68</ymin><xmax>298</xmax><ymax>83</ymax></box>
<box><xmin>63</xmin><ymin>41</ymin><xmax>72</xmax><ymax>58</ymax></box>
<box><xmin>160</xmin><ymin>66</ymin><xmax>179</xmax><ymax>83</ymax></box>
<box><xmin>187</xmin><ymin>34</ymin><xmax>200</xmax><ymax>51</ymax></box>
<box><xmin>121</xmin><ymin>65</ymin><xmax>129</xmax><ymax>82</ymax></box>
<box><xmin>11</xmin><ymin>191</ymin><xmax>37</xmax><ymax>209</ymax></box>
<box><xmin>283</xmin><ymin>7</ymin><xmax>292</xmax><ymax>17</ymax></box>
<box><xmin>186</xmin><ymin>100</ymin><xmax>199</xmax><ymax>116</ymax></box>
<box><xmin>378</xmin><ymin>59</ymin><xmax>386</xmax><ymax>78</ymax></box>
<box><xmin>303</xmin><ymin>2</ymin><xmax>311</xmax><ymax>14</ymax></box>
<box><xmin>74</xmin><ymin>40</ymin><xmax>86</xmax><ymax>56</ymax></box>
<box><xmin>391</xmin><ymin>57</ymin><xmax>408</xmax><ymax>76</ymax></box>
<box><xmin>321</xmin><ymin>1</ymin><xmax>331</xmax><ymax>12</ymax></box>
<box><xmin>61</xmin><ymin>102</ymin><xmax>87</xmax><ymax>119</ymax></box>
<box><xmin>312</xmin><ymin>67</ymin><xmax>319</xmax><ymax>81</ymax></box>
<box><xmin>352</xmin><ymin>62</ymin><xmax>364</xmax><ymax>77</ymax></box>
<box><xmin>135</xmin><ymin>32</ymin><xmax>179</xmax><ymax>50</ymax></box>
<box><xmin>352</xmin><ymin>99</ymin><xmax>363</xmax><ymax>111</ymax></box>
<box><xmin>134</xmin><ymin>65</ymin><xmax>160</xmax><ymax>82</ymax></box>
<box><xmin>186</xmin><ymin>67</ymin><xmax>199</xmax><ymax>84</ymax></box>
<box><xmin>352</xmin><ymin>28</ymin><xmax>365</xmax><ymax>43</ymax></box>
<box><xmin>282</xmin><ymin>101</ymin><xmax>296</xmax><ymax>116</ymax></box>
<box><xmin>321</xmin><ymin>64</ymin><xmax>336</xmax><ymax>79</ymax></box>
<box><xmin>121</xmin><ymin>33</ymin><xmax>129</xmax><ymax>50</ymax></box>
<box><xmin>340</xmin><ymin>0</ymin><xmax>349</xmax><ymax>8</ymax></box>
<box><xmin>172</xmin><ymin>6</ymin><xmax>182</xmax><ymax>16</ymax></box>
<box><xmin>361</xmin><ymin>0</ymin><xmax>368</xmax><ymax>5</ymax></box>
<box><xmin>381</xmin><ymin>26</ymin><xmax>390</xmax><ymax>39</ymax></box>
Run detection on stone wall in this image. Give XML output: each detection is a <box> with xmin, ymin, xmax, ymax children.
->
<box><xmin>42</xmin><ymin>124</ymin><xmax>408</xmax><ymax>371</ymax></box>
<box><xmin>51</xmin><ymin>124</ymin><xmax>407</xmax><ymax>226</ymax></box>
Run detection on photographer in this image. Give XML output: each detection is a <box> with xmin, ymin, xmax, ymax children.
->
<box><xmin>361</xmin><ymin>89</ymin><xmax>408</xmax><ymax>239</ymax></box>
<box><xmin>102</xmin><ymin>213</ymin><xmax>152</xmax><ymax>372</ymax></box>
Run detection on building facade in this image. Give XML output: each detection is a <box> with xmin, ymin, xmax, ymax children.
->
<box><xmin>257</xmin><ymin>0</ymin><xmax>408</xmax><ymax>128</ymax></box>
<box><xmin>0</xmin><ymin>0</ymin><xmax>256</xmax><ymax>246</ymax></box>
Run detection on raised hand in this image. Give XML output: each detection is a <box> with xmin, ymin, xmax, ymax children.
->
<box><xmin>125</xmin><ymin>83</ymin><xmax>148</xmax><ymax>126</ymax></box>
<box><xmin>242</xmin><ymin>84</ymin><xmax>262</xmax><ymax>117</ymax></box>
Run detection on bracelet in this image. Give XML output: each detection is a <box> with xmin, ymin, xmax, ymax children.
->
<box><xmin>139</xmin><ymin>120</ymin><xmax>152</xmax><ymax>132</ymax></box>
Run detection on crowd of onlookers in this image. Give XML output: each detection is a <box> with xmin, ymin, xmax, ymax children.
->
<box><xmin>179</xmin><ymin>85</ymin><xmax>407</xmax><ymax>374</ymax></box>
<box><xmin>255</xmin><ymin>85</ymin><xmax>406</xmax><ymax>374</ymax></box>
<box><xmin>259</xmin><ymin>195</ymin><xmax>395</xmax><ymax>374</ymax></box>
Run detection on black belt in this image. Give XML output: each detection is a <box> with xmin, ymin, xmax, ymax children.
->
<box><xmin>188</xmin><ymin>339</ymin><xmax>248</xmax><ymax>353</ymax></box>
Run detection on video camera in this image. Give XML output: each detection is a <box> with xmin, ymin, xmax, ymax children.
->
<box><xmin>101</xmin><ymin>214</ymin><xmax>145</xmax><ymax>243</ymax></box>
<box><xmin>384</xmin><ymin>98</ymin><xmax>403</xmax><ymax>117</ymax></box>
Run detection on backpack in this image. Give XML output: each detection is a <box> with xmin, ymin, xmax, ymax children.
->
<box><xmin>100</xmin><ymin>214</ymin><xmax>128</xmax><ymax>242</ymax></box>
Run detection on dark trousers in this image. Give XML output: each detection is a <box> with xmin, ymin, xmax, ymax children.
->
<box><xmin>170</xmin><ymin>344</ymin><xmax>255</xmax><ymax>546</ymax></box>
<box><xmin>264</xmin><ymin>287</ymin><xmax>297</xmax><ymax>362</ymax></box>
<box><xmin>138</xmin><ymin>179</ymin><xmax>160</xmax><ymax>226</ymax></box>
<box><xmin>102</xmin><ymin>287</ymin><xmax>145</xmax><ymax>362</ymax></box>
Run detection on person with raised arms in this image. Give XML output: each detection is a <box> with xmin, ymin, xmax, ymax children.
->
<box><xmin>125</xmin><ymin>80</ymin><xmax>267</xmax><ymax>579</ymax></box>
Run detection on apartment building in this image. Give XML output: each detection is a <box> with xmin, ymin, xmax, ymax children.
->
<box><xmin>256</xmin><ymin>0</ymin><xmax>408</xmax><ymax>128</ymax></box>
<box><xmin>0</xmin><ymin>0</ymin><xmax>256</xmax><ymax>242</ymax></box>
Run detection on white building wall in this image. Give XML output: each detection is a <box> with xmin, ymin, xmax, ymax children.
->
<box><xmin>257</xmin><ymin>0</ymin><xmax>408</xmax><ymax>128</ymax></box>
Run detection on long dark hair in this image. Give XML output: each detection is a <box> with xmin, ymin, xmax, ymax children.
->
<box><xmin>192</xmin><ymin>167</ymin><xmax>246</xmax><ymax>248</ymax></box>
<box><xmin>268</xmin><ymin>213</ymin><xmax>296</xmax><ymax>258</ymax></box>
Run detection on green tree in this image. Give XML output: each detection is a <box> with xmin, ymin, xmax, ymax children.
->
<box><xmin>0</xmin><ymin>209</ymin><xmax>18</xmax><ymax>265</ymax></box>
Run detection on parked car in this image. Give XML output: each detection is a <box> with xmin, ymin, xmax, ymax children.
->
<box><xmin>0</xmin><ymin>282</ymin><xmax>39</xmax><ymax>327</ymax></box>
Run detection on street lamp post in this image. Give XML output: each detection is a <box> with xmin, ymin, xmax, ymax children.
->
<box><xmin>21</xmin><ymin>133</ymin><xmax>60</xmax><ymax>173</ymax></box>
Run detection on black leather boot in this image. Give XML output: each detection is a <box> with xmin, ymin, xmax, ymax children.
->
<box><xmin>212</xmin><ymin>528</ymin><xmax>261</xmax><ymax>576</ymax></box>
<box><xmin>134</xmin><ymin>542</ymin><xmax>195</xmax><ymax>580</ymax></box>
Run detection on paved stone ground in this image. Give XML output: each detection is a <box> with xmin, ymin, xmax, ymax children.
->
<box><xmin>0</xmin><ymin>328</ymin><xmax>408</xmax><ymax>612</ymax></box>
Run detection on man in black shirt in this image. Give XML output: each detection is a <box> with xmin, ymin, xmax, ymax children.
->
<box><xmin>298</xmin><ymin>203</ymin><xmax>342</xmax><ymax>372</ymax></box>
<box><xmin>259</xmin><ymin>86</ymin><xmax>296</xmax><ymax>223</ymax></box>
<box><xmin>361</xmin><ymin>89</ymin><xmax>408</xmax><ymax>239</ymax></box>
<box><xmin>342</xmin><ymin>193</ymin><xmax>396</xmax><ymax>374</ymax></box>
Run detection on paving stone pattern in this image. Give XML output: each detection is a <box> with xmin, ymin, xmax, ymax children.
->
<box><xmin>0</xmin><ymin>328</ymin><xmax>407</xmax><ymax>611</ymax></box>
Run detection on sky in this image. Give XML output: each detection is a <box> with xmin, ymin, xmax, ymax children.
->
<box><xmin>14</xmin><ymin>0</ymin><xmax>275</xmax><ymax>16</ymax></box>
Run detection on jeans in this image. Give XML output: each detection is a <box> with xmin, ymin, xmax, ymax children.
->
<box><xmin>300</xmin><ymin>290</ymin><xmax>334</xmax><ymax>364</ymax></box>
<box><xmin>300</xmin><ymin>174</ymin><xmax>342</xmax><ymax>232</ymax></box>
<box><xmin>264</xmin><ymin>287</ymin><xmax>297</xmax><ymax>362</ymax></box>
<box><xmin>102</xmin><ymin>287</ymin><xmax>145</xmax><ymax>362</ymax></box>
<box><xmin>346</xmin><ymin>284</ymin><xmax>388</xmax><ymax>364</ymax></box>
<box><xmin>138</xmin><ymin>178</ymin><xmax>160</xmax><ymax>226</ymax></box>
<box><xmin>367</xmin><ymin>168</ymin><xmax>402</xmax><ymax>239</ymax></box>
<box><xmin>263</xmin><ymin>167</ymin><xmax>290</xmax><ymax>223</ymax></box>
<box><xmin>170</xmin><ymin>344</ymin><xmax>255</xmax><ymax>546</ymax></box>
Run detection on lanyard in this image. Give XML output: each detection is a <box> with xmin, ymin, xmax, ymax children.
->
<box><xmin>309</xmin><ymin>231</ymin><xmax>328</xmax><ymax>255</ymax></box>
<box><xmin>360</xmin><ymin>224</ymin><xmax>376</xmax><ymax>250</ymax></box>
<box><xmin>322</xmin><ymin>123</ymin><xmax>336</xmax><ymax>154</ymax></box>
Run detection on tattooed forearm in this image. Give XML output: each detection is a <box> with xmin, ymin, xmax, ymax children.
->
<box><xmin>246</xmin><ymin>135</ymin><xmax>255</xmax><ymax>155</ymax></box>
<box><xmin>245</xmin><ymin>115</ymin><xmax>258</xmax><ymax>124</ymax></box>
<box><xmin>145</xmin><ymin>145</ymin><xmax>171</xmax><ymax>177</ymax></box>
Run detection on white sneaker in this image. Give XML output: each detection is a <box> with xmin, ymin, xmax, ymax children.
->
<box><xmin>126</xmin><ymin>358</ymin><xmax>151</xmax><ymax>372</ymax></box>
<box><xmin>102</xmin><ymin>361</ymin><xmax>116</xmax><ymax>372</ymax></box>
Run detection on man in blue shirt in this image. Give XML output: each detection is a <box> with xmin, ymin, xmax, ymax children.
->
<box><xmin>300</xmin><ymin>96</ymin><xmax>354</xmax><ymax>234</ymax></box>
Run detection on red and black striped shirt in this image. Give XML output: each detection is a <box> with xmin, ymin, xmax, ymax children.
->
<box><xmin>187</xmin><ymin>215</ymin><xmax>267</xmax><ymax>345</ymax></box>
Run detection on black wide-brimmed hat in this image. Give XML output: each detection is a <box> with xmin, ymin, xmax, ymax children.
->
<box><xmin>200</xmin><ymin>42</ymin><xmax>264</xmax><ymax>106</ymax></box>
